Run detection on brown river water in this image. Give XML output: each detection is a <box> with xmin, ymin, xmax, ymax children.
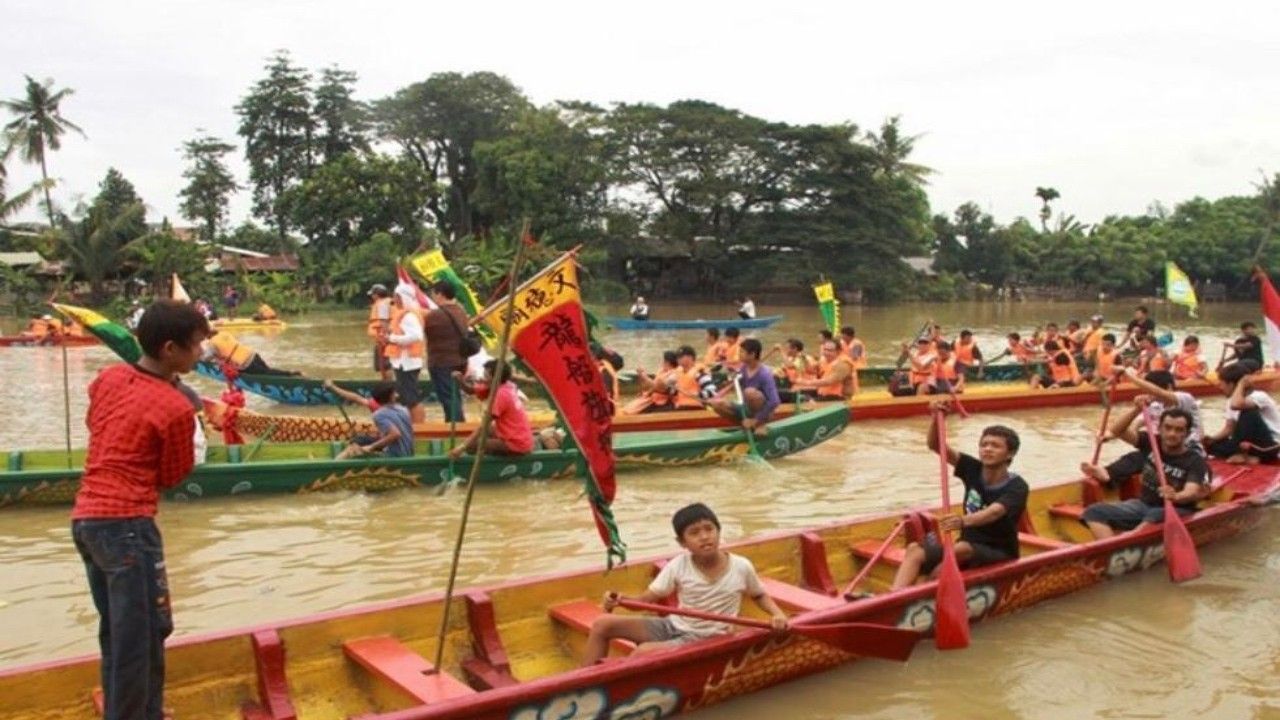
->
<box><xmin>1</xmin><ymin>301</ymin><xmax>1277</xmax><ymax>719</ymax></box>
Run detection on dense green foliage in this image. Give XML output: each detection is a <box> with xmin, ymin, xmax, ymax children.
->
<box><xmin>178</xmin><ymin>134</ymin><xmax>238</xmax><ymax>241</ymax></box>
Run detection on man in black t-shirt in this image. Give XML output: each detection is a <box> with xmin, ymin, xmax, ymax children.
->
<box><xmin>1079</xmin><ymin>406</ymin><xmax>1208</xmax><ymax>539</ymax></box>
<box><xmin>1121</xmin><ymin>305</ymin><xmax>1156</xmax><ymax>351</ymax></box>
<box><xmin>1225</xmin><ymin>321</ymin><xmax>1264</xmax><ymax>368</ymax></box>
<box><xmin>891</xmin><ymin>401</ymin><xmax>1030</xmax><ymax>590</ymax></box>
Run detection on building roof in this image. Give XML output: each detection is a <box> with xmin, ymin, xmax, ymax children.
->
<box><xmin>218</xmin><ymin>253</ymin><xmax>300</xmax><ymax>272</ymax></box>
<box><xmin>0</xmin><ymin>251</ymin><xmax>43</xmax><ymax>268</ymax></box>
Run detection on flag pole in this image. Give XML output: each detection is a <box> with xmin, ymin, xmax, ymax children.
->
<box><xmin>432</xmin><ymin>221</ymin><xmax>532</xmax><ymax>671</ymax></box>
<box><xmin>62</xmin><ymin>343</ymin><xmax>73</xmax><ymax>469</ymax></box>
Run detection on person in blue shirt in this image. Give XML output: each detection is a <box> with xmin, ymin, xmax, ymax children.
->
<box><xmin>705</xmin><ymin>338</ymin><xmax>779</xmax><ymax>437</ymax></box>
<box><xmin>325</xmin><ymin>381</ymin><xmax>415</xmax><ymax>459</ymax></box>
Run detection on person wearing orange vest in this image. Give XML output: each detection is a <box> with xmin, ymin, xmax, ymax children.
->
<box><xmin>927</xmin><ymin>324</ymin><xmax>946</xmax><ymax>352</ymax></box>
<box><xmin>204</xmin><ymin>329</ymin><xmax>297</xmax><ymax>376</ymax></box>
<box><xmin>1080</xmin><ymin>315</ymin><xmax>1105</xmax><ymax>364</ymax></box>
<box><xmin>704</xmin><ymin>328</ymin><xmax>729</xmax><ymax>367</ymax></box>
<box><xmin>1087</xmin><ymin>333</ymin><xmax>1124</xmax><ymax>382</ymax></box>
<box><xmin>838</xmin><ymin>326</ymin><xmax>868</xmax><ymax>369</ymax></box>
<box><xmin>774</xmin><ymin>338</ymin><xmax>816</xmax><ymax>385</ymax></box>
<box><xmin>1135</xmin><ymin>335</ymin><xmax>1169</xmax><ymax>375</ymax></box>
<box><xmin>386</xmin><ymin>284</ymin><xmax>427</xmax><ymax>422</ymax></box>
<box><xmin>934</xmin><ymin>341</ymin><xmax>965</xmax><ymax>394</ymax></box>
<box><xmin>366</xmin><ymin>284</ymin><xmax>393</xmax><ymax>380</ymax></box>
<box><xmin>904</xmin><ymin>337</ymin><xmax>938</xmax><ymax>395</ymax></box>
<box><xmin>1171</xmin><ymin>336</ymin><xmax>1208</xmax><ymax>381</ymax></box>
<box><xmin>1031</xmin><ymin>340</ymin><xmax>1081</xmax><ymax>388</ymax></box>
<box><xmin>953</xmin><ymin>329</ymin><xmax>983</xmax><ymax>376</ymax></box>
<box><xmin>671</xmin><ymin>345</ymin><xmax>710</xmax><ymax>409</ymax></box>
<box><xmin>721</xmin><ymin>327</ymin><xmax>744</xmax><ymax>371</ymax></box>
<box><xmin>21</xmin><ymin>314</ymin><xmax>49</xmax><ymax>341</ymax></box>
<box><xmin>252</xmin><ymin>303</ymin><xmax>278</xmax><ymax>322</ymax></box>
<box><xmin>629</xmin><ymin>351</ymin><xmax>680</xmax><ymax>413</ymax></box>
<box><xmin>791</xmin><ymin>340</ymin><xmax>856</xmax><ymax>400</ymax></box>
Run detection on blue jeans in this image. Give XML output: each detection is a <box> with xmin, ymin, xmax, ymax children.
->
<box><xmin>429</xmin><ymin>365</ymin><xmax>466</xmax><ymax>422</ymax></box>
<box><xmin>73</xmin><ymin>518</ymin><xmax>173</xmax><ymax>720</ymax></box>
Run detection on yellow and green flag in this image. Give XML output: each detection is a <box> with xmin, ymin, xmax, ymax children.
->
<box><xmin>408</xmin><ymin>248</ymin><xmax>483</xmax><ymax>317</ymax></box>
<box><xmin>1165</xmin><ymin>262</ymin><xmax>1198</xmax><ymax>318</ymax></box>
<box><xmin>813</xmin><ymin>281</ymin><xmax>840</xmax><ymax>333</ymax></box>
<box><xmin>51</xmin><ymin>304</ymin><xmax>142</xmax><ymax>363</ymax></box>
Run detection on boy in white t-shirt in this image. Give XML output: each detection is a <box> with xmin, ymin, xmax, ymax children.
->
<box><xmin>582</xmin><ymin>503</ymin><xmax>788</xmax><ymax>665</ymax></box>
<box><xmin>1206</xmin><ymin>362</ymin><xmax>1280</xmax><ymax>463</ymax></box>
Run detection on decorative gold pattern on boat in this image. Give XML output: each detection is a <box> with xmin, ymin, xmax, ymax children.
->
<box><xmin>992</xmin><ymin>561</ymin><xmax>1104</xmax><ymax>617</ymax></box>
<box><xmin>689</xmin><ymin>635</ymin><xmax>850</xmax><ymax>710</ymax></box>
<box><xmin>1</xmin><ymin>478</ymin><xmax>80</xmax><ymax>507</ymax></box>
<box><xmin>616</xmin><ymin>444</ymin><xmax>747</xmax><ymax>467</ymax></box>
<box><xmin>300</xmin><ymin>468</ymin><xmax>424</xmax><ymax>493</ymax></box>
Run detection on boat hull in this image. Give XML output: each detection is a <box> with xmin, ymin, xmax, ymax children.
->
<box><xmin>0</xmin><ymin>405</ymin><xmax>850</xmax><ymax>508</ymax></box>
<box><xmin>605</xmin><ymin>315</ymin><xmax>784</xmax><ymax>330</ymax></box>
<box><xmin>1</xmin><ymin>460</ymin><xmax>1272</xmax><ymax>719</ymax></box>
<box><xmin>195</xmin><ymin>360</ymin><xmax>438</xmax><ymax>406</ymax></box>
<box><xmin>0</xmin><ymin>335</ymin><xmax>101</xmax><ymax>348</ymax></box>
<box><xmin>209</xmin><ymin>318</ymin><xmax>288</xmax><ymax>331</ymax></box>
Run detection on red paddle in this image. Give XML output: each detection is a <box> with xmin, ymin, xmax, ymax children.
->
<box><xmin>841</xmin><ymin>518</ymin><xmax>907</xmax><ymax>600</ymax></box>
<box><xmin>1139</xmin><ymin>412</ymin><xmax>1202</xmax><ymax>583</ymax></box>
<box><xmin>615</xmin><ymin>598</ymin><xmax>922</xmax><ymax>662</ymax></box>
<box><xmin>933</xmin><ymin>409</ymin><xmax>971</xmax><ymax>649</ymax></box>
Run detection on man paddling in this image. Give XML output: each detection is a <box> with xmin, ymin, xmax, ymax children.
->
<box><xmin>705</xmin><ymin>339</ymin><xmax>779</xmax><ymax>437</ymax></box>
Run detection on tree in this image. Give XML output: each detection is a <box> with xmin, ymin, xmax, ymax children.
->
<box><xmin>0</xmin><ymin>140</ymin><xmax>49</xmax><ymax>222</ymax></box>
<box><xmin>866</xmin><ymin>116</ymin><xmax>933</xmax><ymax>186</ymax></box>
<box><xmin>313</xmin><ymin>66</ymin><xmax>370</xmax><ymax>163</ymax></box>
<box><xmin>2</xmin><ymin>75</ymin><xmax>85</xmax><ymax>226</ymax></box>
<box><xmin>224</xmin><ymin>220</ymin><xmax>298</xmax><ymax>255</ymax></box>
<box><xmin>125</xmin><ymin>221</ymin><xmax>208</xmax><ymax>297</ymax></box>
<box><xmin>58</xmin><ymin>202</ymin><xmax>144</xmax><ymax>302</ymax></box>
<box><xmin>178</xmin><ymin>133</ymin><xmax>238</xmax><ymax>241</ymax></box>
<box><xmin>236</xmin><ymin>51</ymin><xmax>315</xmax><ymax>246</ymax></box>
<box><xmin>375</xmin><ymin>72</ymin><xmax>530</xmax><ymax>241</ymax></box>
<box><xmin>1250</xmin><ymin>171</ymin><xmax>1280</xmax><ymax>265</ymax></box>
<box><xmin>1034</xmin><ymin>186</ymin><xmax>1060</xmax><ymax>232</ymax></box>
<box><xmin>91</xmin><ymin>168</ymin><xmax>146</xmax><ymax>234</ymax></box>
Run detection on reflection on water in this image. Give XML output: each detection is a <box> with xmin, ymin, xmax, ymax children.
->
<box><xmin>1</xmin><ymin>301</ymin><xmax>1277</xmax><ymax>718</ymax></box>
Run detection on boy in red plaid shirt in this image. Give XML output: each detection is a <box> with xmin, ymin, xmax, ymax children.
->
<box><xmin>71</xmin><ymin>300</ymin><xmax>210</xmax><ymax>720</ymax></box>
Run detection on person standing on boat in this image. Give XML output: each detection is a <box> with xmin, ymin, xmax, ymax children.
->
<box><xmin>629</xmin><ymin>296</ymin><xmax>650</xmax><ymax>321</ymax></box>
<box><xmin>705</xmin><ymin>339</ymin><xmax>779</xmax><ymax>437</ymax></box>
<box><xmin>584</xmin><ymin>503</ymin><xmax>788</xmax><ymax>665</ymax></box>
<box><xmin>1120</xmin><ymin>305</ymin><xmax>1156</xmax><ymax>352</ymax></box>
<box><xmin>386</xmin><ymin>284</ymin><xmax>427</xmax><ymax>424</ymax></box>
<box><xmin>736</xmin><ymin>296</ymin><xmax>756</xmax><ymax>320</ymax></box>
<box><xmin>366</xmin><ymin>284</ymin><xmax>393</xmax><ymax>381</ymax></box>
<box><xmin>890</xmin><ymin>402</ymin><xmax>1028</xmax><ymax>589</ymax></box>
<box><xmin>328</xmin><ymin>382</ymin><xmax>415</xmax><ymax>459</ymax></box>
<box><xmin>424</xmin><ymin>281</ymin><xmax>472</xmax><ymax>423</ymax></box>
<box><xmin>1204</xmin><ymin>362</ymin><xmax>1280</xmax><ymax>464</ymax></box>
<box><xmin>71</xmin><ymin>300</ymin><xmax>210</xmax><ymax>720</ymax></box>
<box><xmin>1080</xmin><ymin>406</ymin><xmax>1207</xmax><ymax>539</ymax></box>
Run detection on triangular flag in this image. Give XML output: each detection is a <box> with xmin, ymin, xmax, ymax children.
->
<box><xmin>396</xmin><ymin>265</ymin><xmax>437</xmax><ymax>310</ymax></box>
<box><xmin>1253</xmin><ymin>268</ymin><xmax>1280</xmax><ymax>365</ymax></box>
<box><xmin>50</xmin><ymin>304</ymin><xmax>142</xmax><ymax>363</ymax></box>
<box><xmin>1165</xmin><ymin>262</ymin><xmax>1198</xmax><ymax>318</ymax></box>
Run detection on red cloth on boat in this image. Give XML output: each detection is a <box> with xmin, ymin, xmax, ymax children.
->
<box><xmin>219</xmin><ymin>387</ymin><xmax>246</xmax><ymax>445</ymax></box>
<box><xmin>71</xmin><ymin>364</ymin><xmax>196</xmax><ymax>519</ymax></box>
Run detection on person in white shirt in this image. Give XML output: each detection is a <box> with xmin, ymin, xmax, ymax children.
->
<box><xmin>1119</xmin><ymin>368</ymin><xmax>1204</xmax><ymax>452</ymax></box>
<box><xmin>629</xmin><ymin>296</ymin><xmax>650</xmax><ymax>321</ymax></box>
<box><xmin>387</xmin><ymin>284</ymin><xmax>427</xmax><ymax>422</ymax></box>
<box><xmin>582</xmin><ymin>503</ymin><xmax>787</xmax><ymax>665</ymax></box>
<box><xmin>736</xmin><ymin>297</ymin><xmax>757</xmax><ymax>320</ymax></box>
<box><xmin>1206</xmin><ymin>362</ymin><xmax>1280</xmax><ymax>463</ymax></box>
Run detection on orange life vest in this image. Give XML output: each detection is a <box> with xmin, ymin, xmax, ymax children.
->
<box><xmin>781</xmin><ymin>353</ymin><xmax>817</xmax><ymax>383</ymax></box>
<box><xmin>256</xmin><ymin>304</ymin><xmax>277</xmax><ymax>320</ymax></box>
<box><xmin>817</xmin><ymin>356</ymin><xmax>856</xmax><ymax>399</ymax></box>
<box><xmin>24</xmin><ymin>319</ymin><xmax>48</xmax><ymax>338</ymax></box>
<box><xmin>647</xmin><ymin>368</ymin><xmax>676</xmax><ymax>406</ymax></box>
<box><xmin>954</xmin><ymin>340</ymin><xmax>977</xmax><ymax>365</ymax></box>
<box><xmin>1172</xmin><ymin>351</ymin><xmax>1206</xmax><ymax>380</ymax></box>
<box><xmin>46</xmin><ymin>318</ymin><xmax>64</xmax><ymax>335</ymax></box>
<box><xmin>1095</xmin><ymin>347</ymin><xmax>1120</xmax><ymax>378</ymax></box>
<box><xmin>1142</xmin><ymin>350</ymin><xmax>1169</xmax><ymax>373</ymax></box>
<box><xmin>384</xmin><ymin>307</ymin><xmax>425</xmax><ymax>360</ymax></box>
<box><xmin>208</xmin><ymin>332</ymin><xmax>255</xmax><ymax>368</ymax></box>
<box><xmin>367</xmin><ymin>297</ymin><xmax>391</xmax><ymax>339</ymax></box>
<box><xmin>705</xmin><ymin>341</ymin><xmax>728</xmax><ymax>366</ymax></box>
<box><xmin>909</xmin><ymin>350</ymin><xmax>936</xmax><ymax>386</ymax></box>
<box><xmin>842</xmin><ymin>338</ymin><xmax>867</xmax><ymax>369</ymax></box>
<box><xmin>723</xmin><ymin>340</ymin><xmax>743</xmax><ymax>367</ymax></box>
<box><xmin>936</xmin><ymin>356</ymin><xmax>959</xmax><ymax>382</ymax></box>
<box><xmin>1049</xmin><ymin>350</ymin><xmax>1081</xmax><ymax>385</ymax></box>
<box><xmin>1082</xmin><ymin>328</ymin><xmax>1103</xmax><ymax>357</ymax></box>
<box><xmin>1011</xmin><ymin>342</ymin><xmax>1035</xmax><ymax>362</ymax></box>
<box><xmin>673</xmin><ymin>366</ymin><xmax>704</xmax><ymax>409</ymax></box>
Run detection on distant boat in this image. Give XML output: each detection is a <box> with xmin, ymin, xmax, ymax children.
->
<box><xmin>606</xmin><ymin>314</ymin><xmax>784</xmax><ymax>331</ymax></box>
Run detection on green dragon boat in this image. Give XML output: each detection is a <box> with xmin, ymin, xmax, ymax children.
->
<box><xmin>855</xmin><ymin>361</ymin><xmax>1046</xmax><ymax>385</ymax></box>
<box><xmin>0</xmin><ymin>404</ymin><xmax>848</xmax><ymax>508</ymax></box>
<box><xmin>194</xmin><ymin>360</ymin><xmax>437</xmax><ymax>406</ymax></box>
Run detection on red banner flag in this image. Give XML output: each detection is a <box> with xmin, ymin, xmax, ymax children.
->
<box><xmin>475</xmin><ymin>253</ymin><xmax>625</xmax><ymax>566</ymax></box>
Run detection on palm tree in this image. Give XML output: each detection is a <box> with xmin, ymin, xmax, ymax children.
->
<box><xmin>1034</xmin><ymin>186</ymin><xmax>1060</xmax><ymax>232</ymax></box>
<box><xmin>866</xmin><ymin>116</ymin><xmax>934</xmax><ymax>186</ymax></box>
<box><xmin>59</xmin><ymin>202</ymin><xmax>143</xmax><ymax>303</ymax></box>
<box><xmin>2</xmin><ymin>76</ymin><xmax>85</xmax><ymax>227</ymax></box>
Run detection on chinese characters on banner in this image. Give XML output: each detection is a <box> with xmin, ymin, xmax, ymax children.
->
<box><xmin>476</xmin><ymin>254</ymin><xmax>625</xmax><ymax>566</ymax></box>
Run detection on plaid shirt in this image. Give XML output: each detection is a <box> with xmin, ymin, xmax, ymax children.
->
<box><xmin>71</xmin><ymin>364</ymin><xmax>196</xmax><ymax>519</ymax></box>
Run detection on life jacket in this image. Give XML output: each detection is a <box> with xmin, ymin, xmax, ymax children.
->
<box><xmin>1141</xmin><ymin>350</ymin><xmax>1169</xmax><ymax>373</ymax></box>
<box><xmin>673</xmin><ymin>365</ymin><xmax>704</xmax><ymax>409</ymax></box>
<box><xmin>208</xmin><ymin>332</ymin><xmax>255</xmax><ymax>368</ymax></box>
<box><xmin>954</xmin><ymin>340</ymin><xmax>977</xmax><ymax>365</ymax></box>
<box><xmin>367</xmin><ymin>297</ymin><xmax>391</xmax><ymax>338</ymax></box>
<box><xmin>256</xmin><ymin>304</ymin><xmax>277</xmax><ymax>320</ymax></box>
<box><xmin>936</xmin><ymin>356</ymin><xmax>959</xmax><ymax>382</ymax></box>
<box><xmin>384</xmin><ymin>307</ymin><xmax>425</xmax><ymax>360</ymax></box>
<box><xmin>817</xmin><ymin>356</ymin><xmax>856</xmax><ymax>399</ymax></box>
<box><xmin>66</xmin><ymin>321</ymin><xmax>85</xmax><ymax>337</ymax></box>
<box><xmin>723</xmin><ymin>340</ymin><xmax>743</xmax><ymax>367</ymax></box>
<box><xmin>782</xmin><ymin>353</ymin><xmax>816</xmax><ymax>383</ymax></box>
<box><xmin>647</xmin><ymin>368</ymin><xmax>676</xmax><ymax>406</ymax></box>
<box><xmin>842</xmin><ymin>338</ymin><xmax>868</xmax><ymax>369</ymax></box>
<box><xmin>1172</xmin><ymin>351</ymin><xmax>1206</xmax><ymax>380</ymax></box>
<box><xmin>1011</xmin><ymin>342</ymin><xmax>1035</xmax><ymax>363</ymax></box>
<box><xmin>1095</xmin><ymin>347</ymin><xmax>1120</xmax><ymax>378</ymax></box>
<box><xmin>24</xmin><ymin>319</ymin><xmax>48</xmax><ymax>338</ymax></box>
<box><xmin>1082</xmin><ymin>328</ymin><xmax>1103</xmax><ymax>356</ymax></box>
<box><xmin>909</xmin><ymin>350</ymin><xmax>936</xmax><ymax>386</ymax></box>
<box><xmin>1049</xmin><ymin>350</ymin><xmax>1081</xmax><ymax>385</ymax></box>
<box><xmin>46</xmin><ymin>318</ymin><xmax>64</xmax><ymax>335</ymax></box>
<box><xmin>705</xmin><ymin>341</ymin><xmax>728</xmax><ymax>366</ymax></box>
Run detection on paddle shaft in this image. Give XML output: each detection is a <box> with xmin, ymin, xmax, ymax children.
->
<box><xmin>335</xmin><ymin>402</ymin><xmax>358</xmax><ymax>443</ymax></box>
<box><xmin>842</xmin><ymin>518</ymin><xmax>907</xmax><ymax>596</ymax></box>
<box><xmin>933</xmin><ymin>409</ymin><xmax>971</xmax><ymax>649</ymax></box>
<box><xmin>1090</xmin><ymin>377</ymin><xmax>1120</xmax><ymax>465</ymax></box>
<box><xmin>733</xmin><ymin>374</ymin><xmax>767</xmax><ymax>461</ymax></box>
<box><xmin>244</xmin><ymin>422</ymin><xmax>278</xmax><ymax>462</ymax></box>
<box><xmin>894</xmin><ymin>320</ymin><xmax>933</xmax><ymax>370</ymax></box>
<box><xmin>433</xmin><ymin>224</ymin><xmax>532</xmax><ymax>669</ymax></box>
<box><xmin>1139</xmin><ymin>411</ymin><xmax>1203</xmax><ymax>582</ymax></box>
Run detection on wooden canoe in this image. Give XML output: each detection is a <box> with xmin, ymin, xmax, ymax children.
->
<box><xmin>195</xmin><ymin>360</ymin><xmax>438</xmax><ymax>406</ymax></box>
<box><xmin>2</xmin><ymin>459</ymin><xmax>1273</xmax><ymax>719</ymax></box>
<box><xmin>0</xmin><ymin>404</ymin><xmax>849</xmax><ymax>509</ymax></box>
<box><xmin>210</xmin><ymin>317</ymin><xmax>289</xmax><ymax>331</ymax></box>
<box><xmin>605</xmin><ymin>315</ymin><xmax>784</xmax><ymax>330</ymax></box>
<box><xmin>206</xmin><ymin>371</ymin><xmax>1280</xmax><ymax>443</ymax></box>
<box><xmin>0</xmin><ymin>334</ymin><xmax>101</xmax><ymax>348</ymax></box>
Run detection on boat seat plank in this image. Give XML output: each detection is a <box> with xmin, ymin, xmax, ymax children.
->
<box><xmin>1018</xmin><ymin>532</ymin><xmax>1069</xmax><ymax>551</ymax></box>
<box><xmin>850</xmin><ymin>538</ymin><xmax>906</xmax><ymax>567</ymax></box>
<box><xmin>342</xmin><ymin>636</ymin><xmax>475</xmax><ymax>706</ymax></box>
<box><xmin>1049</xmin><ymin>503</ymin><xmax>1086</xmax><ymax>521</ymax></box>
<box><xmin>548</xmin><ymin>600</ymin><xmax>636</xmax><ymax>653</ymax></box>
<box><xmin>757</xmin><ymin>576</ymin><xmax>843</xmax><ymax>613</ymax></box>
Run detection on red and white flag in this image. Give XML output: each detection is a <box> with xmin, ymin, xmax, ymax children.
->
<box><xmin>1253</xmin><ymin>267</ymin><xmax>1280</xmax><ymax>365</ymax></box>
<box><xmin>396</xmin><ymin>265</ymin><xmax>436</xmax><ymax>310</ymax></box>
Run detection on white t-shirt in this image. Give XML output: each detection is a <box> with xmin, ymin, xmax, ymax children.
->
<box><xmin>647</xmin><ymin>552</ymin><xmax>764</xmax><ymax>637</ymax></box>
<box><xmin>1225</xmin><ymin>390</ymin><xmax>1280</xmax><ymax>439</ymax></box>
<box><xmin>1147</xmin><ymin>391</ymin><xmax>1203</xmax><ymax>445</ymax></box>
<box><xmin>388</xmin><ymin>311</ymin><xmax>425</xmax><ymax>371</ymax></box>
<box><xmin>739</xmin><ymin>300</ymin><xmax>757</xmax><ymax>319</ymax></box>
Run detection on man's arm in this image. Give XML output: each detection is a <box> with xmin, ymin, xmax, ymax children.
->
<box><xmin>1107</xmin><ymin>400</ymin><xmax>1144</xmax><ymax>446</ymax></box>
<box><xmin>362</xmin><ymin>423</ymin><xmax>402</xmax><ymax>454</ymax></box>
<box><xmin>388</xmin><ymin>313</ymin><xmax>424</xmax><ymax>346</ymax></box>
<box><xmin>1121</xmin><ymin>367</ymin><xmax>1177</xmax><ymax>405</ymax></box>
<box><xmin>753</xmin><ymin>373</ymin><xmax>781</xmax><ymax>425</ymax></box>
<box><xmin>324</xmin><ymin>380</ymin><xmax>374</xmax><ymax>408</ymax></box>
<box><xmin>1228</xmin><ymin>376</ymin><xmax>1256</xmax><ymax>411</ymax></box>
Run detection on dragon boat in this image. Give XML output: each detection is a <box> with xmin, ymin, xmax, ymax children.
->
<box><xmin>0</xmin><ymin>334</ymin><xmax>101</xmax><ymax>348</ymax></box>
<box><xmin>0</xmin><ymin>404</ymin><xmax>848</xmax><ymax>509</ymax></box>
<box><xmin>605</xmin><ymin>315</ymin><xmax>784</xmax><ymax>331</ymax></box>
<box><xmin>195</xmin><ymin>360</ymin><xmax>438</xmax><ymax>406</ymax></box>
<box><xmin>2</xmin><ymin>457</ymin><xmax>1274</xmax><ymax>719</ymax></box>
<box><xmin>205</xmin><ymin>371</ymin><xmax>1279</xmax><ymax>443</ymax></box>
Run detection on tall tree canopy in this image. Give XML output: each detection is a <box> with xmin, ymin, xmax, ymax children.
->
<box><xmin>2</xmin><ymin>75</ymin><xmax>84</xmax><ymax>226</ymax></box>
<box><xmin>178</xmin><ymin>133</ymin><xmax>238</xmax><ymax>241</ymax></box>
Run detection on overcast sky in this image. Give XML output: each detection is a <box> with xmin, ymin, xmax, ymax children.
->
<box><xmin>4</xmin><ymin>0</ymin><xmax>1278</xmax><ymax>230</ymax></box>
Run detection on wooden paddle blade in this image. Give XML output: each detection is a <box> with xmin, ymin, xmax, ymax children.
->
<box><xmin>1163</xmin><ymin>502</ymin><xmax>1202</xmax><ymax>583</ymax></box>
<box><xmin>794</xmin><ymin>622</ymin><xmax>923</xmax><ymax>662</ymax></box>
<box><xmin>933</xmin><ymin>544</ymin><xmax>970</xmax><ymax>650</ymax></box>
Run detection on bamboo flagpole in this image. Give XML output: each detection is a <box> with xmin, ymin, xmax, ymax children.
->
<box><xmin>62</xmin><ymin>344</ymin><xmax>73</xmax><ymax>469</ymax></box>
<box><xmin>432</xmin><ymin>222</ymin><xmax>532</xmax><ymax>670</ymax></box>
